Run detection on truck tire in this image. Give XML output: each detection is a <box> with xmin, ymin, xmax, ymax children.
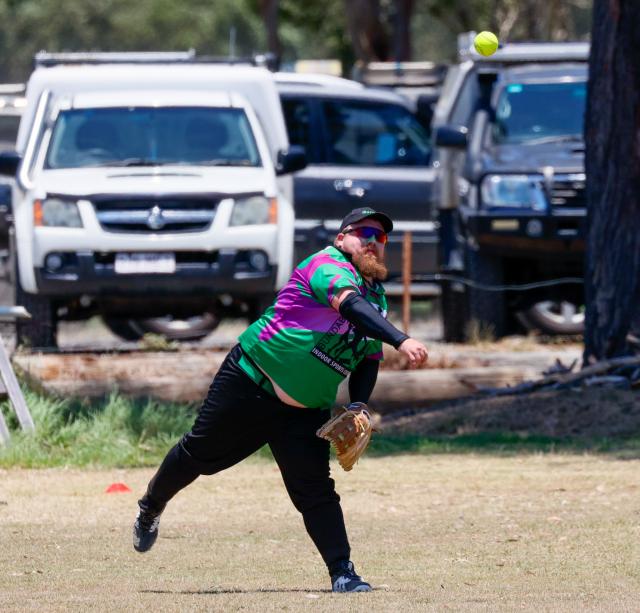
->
<box><xmin>247</xmin><ymin>293</ymin><xmax>276</xmax><ymax>324</ymax></box>
<box><xmin>15</xmin><ymin>282</ymin><xmax>57</xmax><ymax>349</ymax></box>
<box><xmin>103</xmin><ymin>313</ymin><xmax>221</xmax><ymax>342</ymax></box>
<box><xmin>440</xmin><ymin>280</ymin><xmax>467</xmax><ymax>342</ymax></box>
<box><xmin>465</xmin><ymin>246</ymin><xmax>506</xmax><ymax>339</ymax></box>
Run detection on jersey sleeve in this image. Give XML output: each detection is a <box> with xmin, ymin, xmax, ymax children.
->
<box><xmin>308</xmin><ymin>260</ymin><xmax>359</xmax><ymax>307</ymax></box>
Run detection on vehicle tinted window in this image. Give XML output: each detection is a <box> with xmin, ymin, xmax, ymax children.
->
<box><xmin>45</xmin><ymin>107</ymin><xmax>262</xmax><ymax>169</ymax></box>
<box><xmin>493</xmin><ymin>81</ymin><xmax>587</xmax><ymax>144</ymax></box>
<box><xmin>0</xmin><ymin>114</ymin><xmax>20</xmax><ymax>150</ymax></box>
<box><xmin>281</xmin><ymin>98</ymin><xmax>313</xmax><ymax>155</ymax></box>
<box><xmin>322</xmin><ymin>100</ymin><xmax>431</xmax><ymax>166</ymax></box>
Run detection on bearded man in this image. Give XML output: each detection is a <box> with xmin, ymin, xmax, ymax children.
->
<box><xmin>132</xmin><ymin>207</ymin><xmax>428</xmax><ymax>592</ymax></box>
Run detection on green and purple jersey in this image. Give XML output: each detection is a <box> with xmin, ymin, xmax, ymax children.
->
<box><xmin>238</xmin><ymin>246</ymin><xmax>387</xmax><ymax>408</ymax></box>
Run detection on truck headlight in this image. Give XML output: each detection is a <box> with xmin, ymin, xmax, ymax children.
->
<box><xmin>34</xmin><ymin>198</ymin><xmax>83</xmax><ymax>228</ymax></box>
<box><xmin>230</xmin><ymin>196</ymin><xmax>277</xmax><ymax>226</ymax></box>
<box><xmin>480</xmin><ymin>174</ymin><xmax>547</xmax><ymax>211</ymax></box>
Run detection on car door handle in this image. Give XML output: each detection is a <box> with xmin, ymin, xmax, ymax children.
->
<box><xmin>334</xmin><ymin>179</ymin><xmax>372</xmax><ymax>198</ymax></box>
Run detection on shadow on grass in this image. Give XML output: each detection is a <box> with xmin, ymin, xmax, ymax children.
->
<box><xmin>140</xmin><ymin>588</ymin><xmax>333</xmax><ymax>594</ymax></box>
<box><xmin>367</xmin><ymin>432</ymin><xmax>640</xmax><ymax>458</ymax></box>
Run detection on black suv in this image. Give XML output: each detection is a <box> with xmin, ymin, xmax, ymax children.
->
<box><xmin>433</xmin><ymin>37</ymin><xmax>589</xmax><ymax>340</ymax></box>
<box><xmin>276</xmin><ymin>73</ymin><xmax>440</xmax><ymax>297</ymax></box>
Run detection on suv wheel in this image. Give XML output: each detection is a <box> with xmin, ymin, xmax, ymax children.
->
<box><xmin>465</xmin><ymin>246</ymin><xmax>506</xmax><ymax>340</ymax></box>
<box><xmin>247</xmin><ymin>293</ymin><xmax>275</xmax><ymax>324</ymax></box>
<box><xmin>15</xmin><ymin>282</ymin><xmax>57</xmax><ymax>349</ymax></box>
<box><xmin>103</xmin><ymin>312</ymin><xmax>221</xmax><ymax>342</ymax></box>
<box><xmin>518</xmin><ymin>301</ymin><xmax>584</xmax><ymax>335</ymax></box>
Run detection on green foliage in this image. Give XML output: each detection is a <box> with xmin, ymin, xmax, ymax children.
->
<box><xmin>370</xmin><ymin>431</ymin><xmax>640</xmax><ymax>457</ymax></box>
<box><xmin>0</xmin><ymin>0</ymin><xmax>265</xmax><ymax>81</ymax></box>
<box><xmin>0</xmin><ymin>0</ymin><xmax>594</xmax><ymax>81</ymax></box>
<box><xmin>1</xmin><ymin>384</ymin><xmax>638</xmax><ymax>469</ymax></box>
<box><xmin>278</xmin><ymin>0</ymin><xmax>355</xmax><ymax>68</ymax></box>
<box><xmin>0</xmin><ymin>388</ymin><xmax>196</xmax><ymax>467</ymax></box>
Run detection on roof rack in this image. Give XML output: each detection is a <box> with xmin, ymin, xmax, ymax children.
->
<box><xmin>457</xmin><ymin>32</ymin><xmax>589</xmax><ymax>63</ymax></box>
<box><xmin>354</xmin><ymin>61</ymin><xmax>448</xmax><ymax>88</ymax></box>
<box><xmin>33</xmin><ymin>50</ymin><xmax>279</xmax><ymax>71</ymax></box>
<box><xmin>34</xmin><ymin>50</ymin><xmax>197</xmax><ymax>67</ymax></box>
<box><xmin>0</xmin><ymin>83</ymin><xmax>25</xmax><ymax>96</ymax></box>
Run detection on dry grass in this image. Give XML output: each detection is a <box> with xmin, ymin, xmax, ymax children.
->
<box><xmin>1</xmin><ymin>455</ymin><xmax>639</xmax><ymax>612</ymax></box>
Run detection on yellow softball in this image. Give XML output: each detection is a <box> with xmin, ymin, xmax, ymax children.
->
<box><xmin>474</xmin><ymin>31</ymin><xmax>499</xmax><ymax>56</ymax></box>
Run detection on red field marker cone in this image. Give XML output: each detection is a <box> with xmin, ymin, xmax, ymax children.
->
<box><xmin>105</xmin><ymin>482</ymin><xmax>132</xmax><ymax>494</ymax></box>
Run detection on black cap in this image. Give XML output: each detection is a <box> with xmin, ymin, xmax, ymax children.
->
<box><xmin>339</xmin><ymin>207</ymin><xmax>393</xmax><ymax>233</ymax></box>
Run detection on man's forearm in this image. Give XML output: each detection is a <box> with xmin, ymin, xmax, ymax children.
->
<box><xmin>339</xmin><ymin>292</ymin><xmax>409</xmax><ymax>349</ymax></box>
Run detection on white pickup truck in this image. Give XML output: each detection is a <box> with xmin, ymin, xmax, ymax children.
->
<box><xmin>0</xmin><ymin>54</ymin><xmax>306</xmax><ymax>347</ymax></box>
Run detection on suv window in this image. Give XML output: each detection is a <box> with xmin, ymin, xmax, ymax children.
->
<box><xmin>281</xmin><ymin>98</ymin><xmax>313</xmax><ymax>153</ymax></box>
<box><xmin>0</xmin><ymin>114</ymin><xmax>20</xmax><ymax>150</ymax></box>
<box><xmin>321</xmin><ymin>100</ymin><xmax>431</xmax><ymax>166</ymax></box>
<box><xmin>493</xmin><ymin>81</ymin><xmax>587</xmax><ymax>144</ymax></box>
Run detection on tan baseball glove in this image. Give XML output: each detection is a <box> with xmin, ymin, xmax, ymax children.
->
<box><xmin>316</xmin><ymin>402</ymin><xmax>375</xmax><ymax>471</ymax></box>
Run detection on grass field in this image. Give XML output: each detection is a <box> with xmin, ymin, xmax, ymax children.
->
<box><xmin>1</xmin><ymin>454</ymin><xmax>639</xmax><ymax>612</ymax></box>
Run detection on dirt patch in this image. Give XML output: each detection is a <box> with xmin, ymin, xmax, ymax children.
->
<box><xmin>381</xmin><ymin>387</ymin><xmax>640</xmax><ymax>441</ymax></box>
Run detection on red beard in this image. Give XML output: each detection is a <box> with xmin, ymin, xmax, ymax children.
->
<box><xmin>352</xmin><ymin>250</ymin><xmax>388</xmax><ymax>281</ymax></box>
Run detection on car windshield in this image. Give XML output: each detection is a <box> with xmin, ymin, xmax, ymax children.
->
<box><xmin>492</xmin><ymin>81</ymin><xmax>587</xmax><ymax>145</ymax></box>
<box><xmin>45</xmin><ymin>106</ymin><xmax>262</xmax><ymax>169</ymax></box>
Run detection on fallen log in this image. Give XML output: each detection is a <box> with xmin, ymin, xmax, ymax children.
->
<box><xmin>14</xmin><ymin>350</ymin><xmax>539</xmax><ymax>408</ymax></box>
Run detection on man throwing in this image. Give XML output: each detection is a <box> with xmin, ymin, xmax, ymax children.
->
<box><xmin>133</xmin><ymin>207</ymin><xmax>428</xmax><ymax>592</ymax></box>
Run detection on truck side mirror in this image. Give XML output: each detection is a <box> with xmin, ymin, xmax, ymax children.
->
<box><xmin>276</xmin><ymin>145</ymin><xmax>307</xmax><ymax>176</ymax></box>
<box><xmin>0</xmin><ymin>150</ymin><xmax>21</xmax><ymax>177</ymax></box>
<box><xmin>434</xmin><ymin>125</ymin><xmax>468</xmax><ymax>149</ymax></box>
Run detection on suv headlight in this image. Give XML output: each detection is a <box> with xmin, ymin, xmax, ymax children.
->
<box><xmin>480</xmin><ymin>174</ymin><xmax>547</xmax><ymax>211</ymax></box>
<box><xmin>230</xmin><ymin>196</ymin><xmax>277</xmax><ymax>226</ymax></box>
<box><xmin>34</xmin><ymin>198</ymin><xmax>83</xmax><ymax>228</ymax></box>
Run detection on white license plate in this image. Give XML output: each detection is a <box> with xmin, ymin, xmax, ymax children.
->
<box><xmin>114</xmin><ymin>253</ymin><xmax>176</xmax><ymax>274</ymax></box>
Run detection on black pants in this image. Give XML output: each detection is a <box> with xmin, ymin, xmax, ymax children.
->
<box><xmin>140</xmin><ymin>344</ymin><xmax>350</xmax><ymax>572</ymax></box>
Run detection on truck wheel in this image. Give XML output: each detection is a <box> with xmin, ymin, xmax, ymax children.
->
<box><xmin>15</xmin><ymin>282</ymin><xmax>57</xmax><ymax>349</ymax></box>
<box><xmin>518</xmin><ymin>301</ymin><xmax>584</xmax><ymax>335</ymax></box>
<box><xmin>465</xmin><ymin>246</ymin><xmax>506</xmax><ymax>339</ymax></box>
<box><xmin>103</xmin><ymin>313</ymin><xmax>221</xmax><ymax>342</ymax></box>
<box><xmin>247</xmin><ymin>294</ymin><xmax>276</xmax><ymax>324</ymax></box>
<box><xmin>440</xmin><ymin>280</ymin><xmax>467</xmax><ymax>343</ymax></box>
<box><xmin>102</xmin><ymin>317</ymin><xmax>143</xmax><ymax>341</ymax></box>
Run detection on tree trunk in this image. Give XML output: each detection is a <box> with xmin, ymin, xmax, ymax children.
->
<box><xmin>392</xmin><ymin>0</ymin><xmax>414</xmax><ymax>61</ymax></box>
<box><xmin>258</xmin><ymin>0</ymin><xmax>282</xmax><ymax>63</ymax></box>
<box><xmin>584</xmin><ymin>0</ymin><xmax>640</xmax><ymax>362</ymax></box>
<box><xmin>344</xmin><ymin>0</ymin><xmax>390</xmax><ymax>62</ymax></box>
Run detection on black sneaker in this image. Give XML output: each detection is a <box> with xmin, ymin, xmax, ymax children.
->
<box><xmin>133</xmin><ymin>506</ymin><xmax>163</xmax><ymax>553</ymax></box>
<box><xmin>330</xmin><ymin>560</ymin><xmax>372</xmax><ymax>592</ymax></box>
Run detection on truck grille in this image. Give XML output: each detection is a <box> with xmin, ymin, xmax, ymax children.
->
<box><xmin>93</xmin><ymin>197</ymin><xmax>217</xmax><ymax>233</ymax></box>
<box><xmin>549</xmin><ymin>173</ymin><xmax>586</xmax><ymax>208</ymax></box>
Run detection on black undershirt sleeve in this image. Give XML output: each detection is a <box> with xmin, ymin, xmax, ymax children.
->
<box><xmin>338</xmin><ymin>292</ymin><xmax>409</xmax><ymax>349</ymax></box>
<box><xmin>349</xmin><ymin>357</ymin><xmax>379</xmax><ymax>403</ymax></box>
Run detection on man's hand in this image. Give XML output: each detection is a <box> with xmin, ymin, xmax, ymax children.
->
<box><xmin>398</xmin><ymin>338</ymin><xmax>428</xmax><ymax>368</ymax></box>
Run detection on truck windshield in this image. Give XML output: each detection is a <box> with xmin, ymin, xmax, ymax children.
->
<box><xmin>45</xmin><ymin>107</ymin><xmax>262</xmax><ymax>169</ymax></box>
<box><xmin>492</xmin><ymin>81</ymin><xmax>586</xmax><ymax>145</ymax></box>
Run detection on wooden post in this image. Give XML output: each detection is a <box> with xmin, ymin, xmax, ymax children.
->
<box><xmin>0</xmin><ymin>306</ymin><xmax>34</xmax><ymax>444</ymax></box>
<box><xmin>402</xmin><ymin>231</ymin><xmax>412</xmax><ymax>334</ymax></box>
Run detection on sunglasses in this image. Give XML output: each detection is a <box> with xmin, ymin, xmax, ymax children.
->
<box><xmin>343</xmin><ymin>226</ymin><xmax>388</xmax><ymax>245</ymax></box>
